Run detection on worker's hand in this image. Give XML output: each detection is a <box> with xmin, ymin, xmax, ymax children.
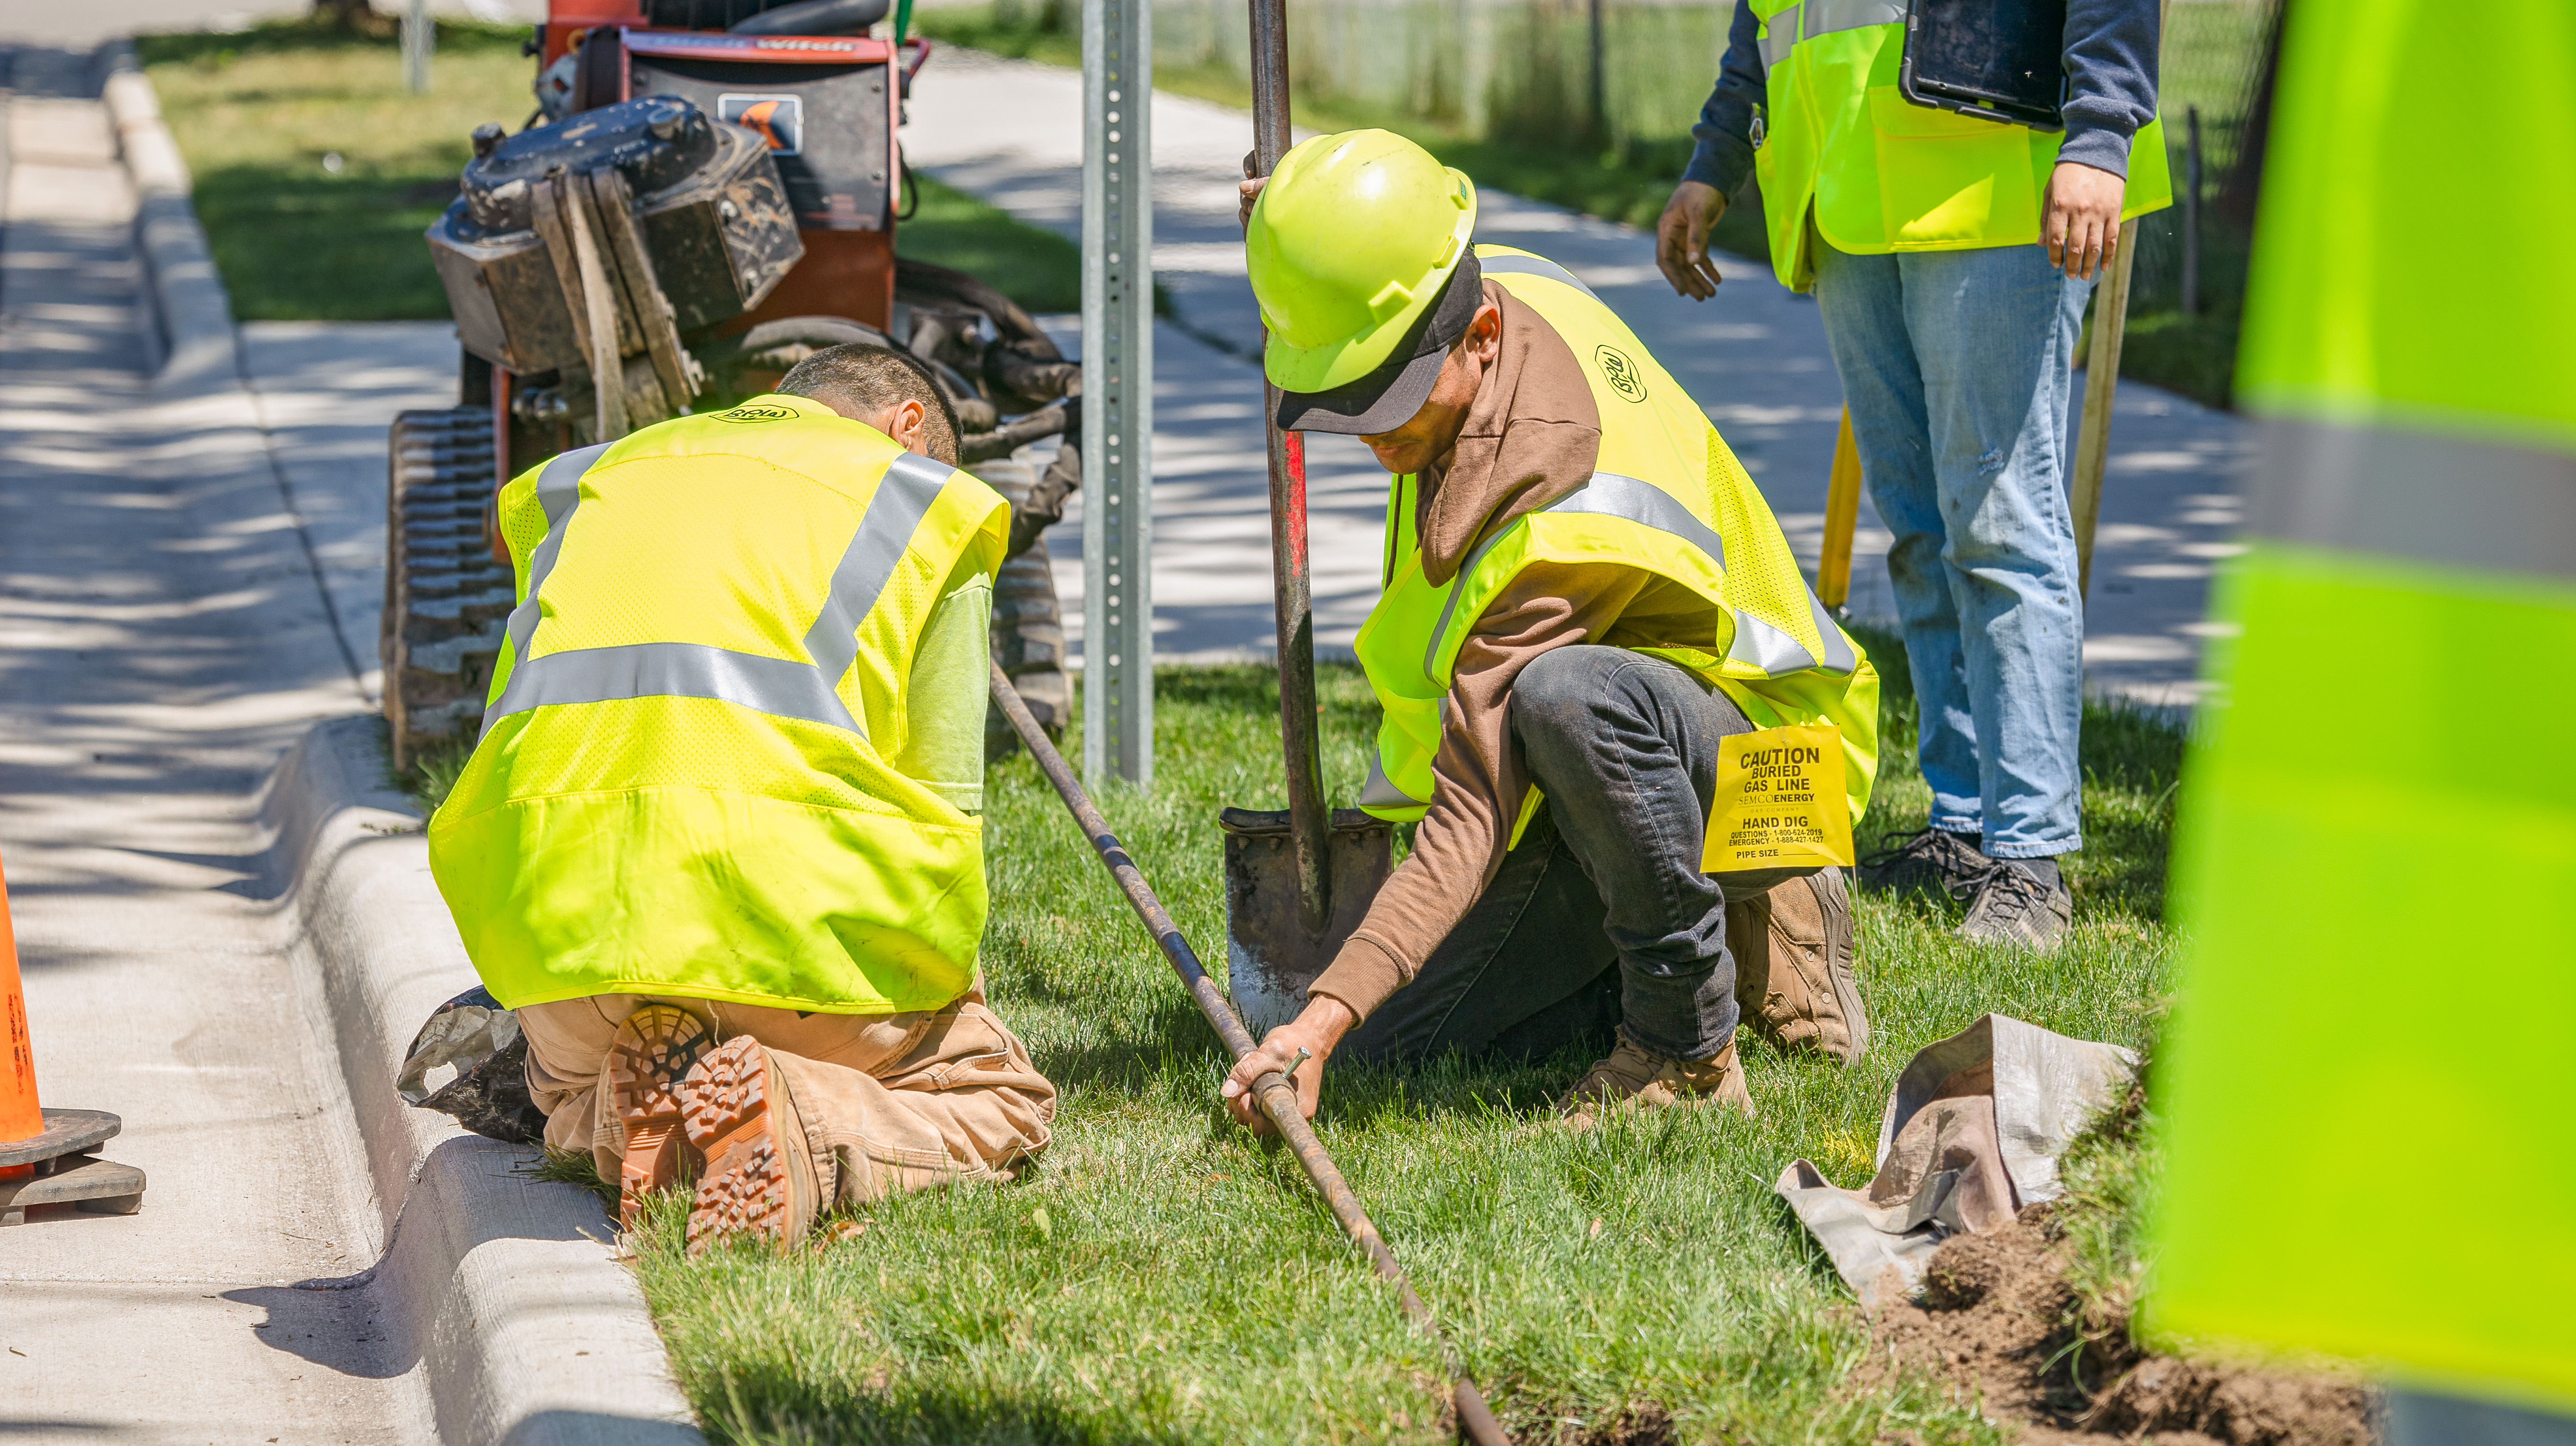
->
<box><xmin>1655</xmin><ymin>180</ymin><xmax>1728</xmax><ymax>301</ymax></box>
<box><xmin>1239</xmin><ymin>150</ymin><xmax>1266</xmax><ymax>232</ymax></box>
<box><xmin>2044</xmin><ymin>161</ymin><xmax>2126</xmax><ymax>281</ymax></box>
<box><xmin>1220</xmin><ymin>995</ymin><xmax>1354</xmax><ymax>1137</ymax></box>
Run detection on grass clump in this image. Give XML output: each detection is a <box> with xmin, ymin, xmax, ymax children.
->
<box><xmin>521</xmin><ymin>1146</ymin><xmax>620</xmax><ymax>1213</ymax></box>
<box><xmin>139</xmin><ymin>18</ymin><xmax>1084</xmax><ymax>321</ymax></box>
<box><xmin>2054</xmin><ymin>1081</ymin><xmax>2161</xmax><ymax>1349</ymax></box>
<box><xmin>623</xmin><ymin>641</ymin><xmax>2184</xmax><ymax>1444</ymax></box>
<box><xmin>400</xmin><ymin>731</ymin><xmax>476</xmax><ymax>813</ymax></box>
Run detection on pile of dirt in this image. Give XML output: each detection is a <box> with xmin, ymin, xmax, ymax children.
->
<box><xmin>1870</xmin><ymin>1205</ymin><xmax>2372</xmax><ymax>1445</ymax></box>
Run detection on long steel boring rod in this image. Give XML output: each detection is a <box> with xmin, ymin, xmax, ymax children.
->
<box><xmin>990</xmin><ymin>664</ymin><xmax>1508</xmax><ymax>1446</ymax></box>
<box><xmin>1246</xmin><ymin>0</ymin><xmax>1333</xmax><ymax>941</ymax></box>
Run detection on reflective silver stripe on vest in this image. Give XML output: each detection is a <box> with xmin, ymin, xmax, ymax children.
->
<box><xmin>483</xmin><ymin>446</ymin><xmax>958</xmax><ymax>739</ymax></box>
<box><xmin>486</xmin><ymin>641</ymin><xmax>861</xmax><ymax>733</ymax></box>
<box><xmin>1803</xmin><ymin>584</ymin><xmax>1860</xmax><ymax>675</ymax></box>
<box><xmin>1729</xmin><ymin>610</ymin><xmax>1816</xmax><ymax>675</ymax></box>
<box><xmin>1425</xmin><ymin>470</ymin><xmax>1733</xmax><ymax>677</ymax></box>
<box><xmin>2250</xmin><ymin>418</ymin><xmax>2576</xmax><ymax>580</ymax></box>
<box><xmin>493</xmin><ymin>442</ymin><xmax>612</xmax><ymax>692</ymax></box>
<box><xmin>804</xmin><ymin>451</ymin><xmax>959</xmax><ymax>683</ymax></box>
<box><xmin>1477</xmin><ymin>253</ymin><xmax>1599</xmax><ymax>300</ymax></box>
<box><xmin>1760</xmin><ymin>0</ymin><xmax>1904</xmax><ymax>68</ymax></box>
<box><xmin>1358</xmin><ymin>753</ymin><xmax>1426</xmax><ymax>810</ymax></box>
<box><xmin>1759</xmin><ymin>15</ymin><xmax>1795</xmax><ymax>67</ymax></box>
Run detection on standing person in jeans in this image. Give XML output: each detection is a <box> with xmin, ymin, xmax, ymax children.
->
<box><xmin>1655</xmin><ymin>0</ymin><xmax>2170</xmax><ymax>948</ymax></box>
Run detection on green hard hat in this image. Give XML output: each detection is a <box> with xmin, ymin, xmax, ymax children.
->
<box><xmin>1248</xmin><ymin>129</ymin><xmax>1480</xmax><ymax>434</ymax></box>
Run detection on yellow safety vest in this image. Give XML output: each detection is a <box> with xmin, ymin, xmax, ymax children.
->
<box><xmin>427</xmin><ymin>395</ymin><xmax>1009</xmax><ymax>1015</ymax></box>
<box><xmin>1748</xmin><ymin>0</ymin><xmax>2172</xmax><ymax>290</ymax></box>
<box><xmin>2150</xmin><ymin>0</ymin><xmax>2576</xmax><ymax>1405</ymax></box>
<box><xmin>1352</xmin><ymin>245</ymin><xmax>1880</xmax><ymax>842</ymax></box>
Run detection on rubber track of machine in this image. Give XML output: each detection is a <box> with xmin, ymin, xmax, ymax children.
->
<box><xmin>383</xmin><ymin>407</ymin><xmax>512</xmax><ymax>771</ymax></box>
<box><xmin>977</xmin><ymin>460</ymin><xmax>1070</xmax><ymax>760</ymax></box>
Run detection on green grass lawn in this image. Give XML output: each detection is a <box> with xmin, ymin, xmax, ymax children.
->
<box><xmin>138</xmin><ymin>18</ymin><xmax>1082</xmax><ymax>321</ymax></box>
<box><xmin>606</xmin><ymin>628</ymin><xmax>2181</xmax><ymax>1445</ymax></box>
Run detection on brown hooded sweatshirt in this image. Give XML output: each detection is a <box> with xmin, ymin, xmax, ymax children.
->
<box><xmin>1310</xmin><ymin>282</ymin><xmax>1729</xmax><ymax>1021</ymax></box>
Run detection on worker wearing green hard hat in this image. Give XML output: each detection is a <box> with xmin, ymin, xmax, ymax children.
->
<box><xmin>1247</xmin><ymin>128</ymin><xmax>1481</xmax><ymax>430</ymax></box>
<box><xmin>1222</xmin><ymin>129</ymin><xmax>1884</xmax><ymax>1133</ymax></box>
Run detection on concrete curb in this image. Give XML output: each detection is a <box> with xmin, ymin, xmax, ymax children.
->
<box><xmin>99</xmin><ymin>43</ymin><xmax>240</xmax><ymax>396</ymax></box>
<box><xmin>266</xmin><ymin>716</ymin><xmax>705</xmax><ymax>1446</ymax></box>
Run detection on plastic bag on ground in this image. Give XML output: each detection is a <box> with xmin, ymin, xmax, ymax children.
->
<box><xmin>397</xmin><ymin>986</ymin><xmax>548</xmax><ymax>1146</ymax></box>
<box><xmin>1776</xmin><ymin>1012</ymin><xmax>2137</xmax><ymax>1309</ymax></box>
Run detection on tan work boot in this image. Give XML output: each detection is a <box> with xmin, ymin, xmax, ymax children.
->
<box><xmin>1729</xmin><ymin>868</ymin><xmax>1870</xmax><ymax>1066</ymax></box>
<box><xmin>1558</xmin><ymin>1035</ymin><xmax>1755</xmax><ymax>1130</ymax></box>
<box><xmin>605</xmin><ymin>1005</ymin><xmax>715</xmax><ymax>1229</ymax></box>
<box><xmin>676</xmin><ymin>1036</ymin><xmax>821</xmax><ymax>1254</ymax></box>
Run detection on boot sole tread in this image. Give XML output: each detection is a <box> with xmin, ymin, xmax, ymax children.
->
<box><xmin>677</xmin><ymin>1036</ymin><xmax>795</xmax><ymax>1253</ymax></box>
<box><xmin>606</xmin><ymin>1006</ymin><xmax>713</xmax><ymax>1227</ymax></box>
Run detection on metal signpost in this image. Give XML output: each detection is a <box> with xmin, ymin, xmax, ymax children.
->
<box><xmin>402</xmin><ymin>0</ymin><xmax>432</xmax><ymax>92</ymax></box>
<box><xmin>1081</xmin><ymin>0</ymin><xmax>1155</xmax><ymax>784</ymax></box>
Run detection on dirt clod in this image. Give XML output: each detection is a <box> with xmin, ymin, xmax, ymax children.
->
<box><xmin>1870</xmin><ymin>1207</ymin><xmax>2371</xmax><ymax>1445</ymax></box>
<box><xmin>1919</xmin><ymin>1226</ymin><xmax>2021</xmax><ymax>1310</ymax></box>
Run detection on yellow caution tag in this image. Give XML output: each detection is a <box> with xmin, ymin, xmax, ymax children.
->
<box><xmin>1702</xmin><ymin>723</ymin><xmax>1853</xmax><ymax>871</ymax></box>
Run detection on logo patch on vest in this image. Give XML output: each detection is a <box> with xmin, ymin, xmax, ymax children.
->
<box><xmin>711</xmin><ymin>403</ymin><xmax>798</xmax><ymax>424</ymax></box>
<box><xmin>1593</xmin><ymin>344</ymin><xmax>1648</xmax><ymax>403</ymax></box>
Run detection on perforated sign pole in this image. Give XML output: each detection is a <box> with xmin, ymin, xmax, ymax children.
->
<box><xmin>1081</xmin><ymin>0</ymin><xmax>1154</xmax><ymax>784</ymax></box>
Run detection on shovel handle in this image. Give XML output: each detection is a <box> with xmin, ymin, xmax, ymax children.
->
<box><xmin>1248</xmin><ymin>0</ymin><xmax>1292</xmax><ymax>175</ymax></box>
<box><xmin>989</xmin><ymin>663</ymin><xmax>1508</xmax><ymax>1446</ymax></box>
<box><xmin>1246</xmin><ymin>0</ymin><xmax>1335</xmax><ymax>940</ymax></box>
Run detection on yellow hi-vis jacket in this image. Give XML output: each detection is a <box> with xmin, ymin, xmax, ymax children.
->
<box><xmin>1747</xmin><ymin>0</ymin><xmax>2170</xmax><ymax>290</ymax></box>
<box><xmin>1352</xmin><ymin>245</ymin><xmax>1880</xmax><ymax>840</ymax></box>
<box><xmin>2149</xmin><ymin>0</ymin><xmax>2576</xmax><ymax>1403</ymax></box>
<box><xmin>427</xmin><ymin>395</ymin><xmax>1010</xmax><ymax>1015</ymax></box>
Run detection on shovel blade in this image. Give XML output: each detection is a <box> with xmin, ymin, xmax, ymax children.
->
<box><xmin>1220</xmin><ymin>807</ymin><xmax>1395</xmax><ymax>1037</ymax></box>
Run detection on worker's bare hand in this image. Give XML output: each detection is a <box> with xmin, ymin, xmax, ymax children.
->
<box><xmin>1240</xmin><ymin>151</ymin><xmax>1267</xmax><ymax>232</ymax></box>
<box><xmin>2044</xmin><ymin>161</ymin><xmax>2125</xmax><ymax>281</ymax></box>
<box><xmin>1655</xmin><ymin>179</ymin><xmax>1728</xmax><ymax>301</ymax></box>
<box><xmin>1219</xmin><ymin>996</ymin><xmax>1354</xmax><ymax>1136</ymax></box>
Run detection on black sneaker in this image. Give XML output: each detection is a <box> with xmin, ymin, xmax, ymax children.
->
<box><xmin>1958</xmin><ymin>860</ymin><xmax>2073</xmax><ymax>951</ymax></box>
<box><xmin>1856</xmin><ymin>826</ymin><xmax>1989</xmax><ymax>902</ymax></box>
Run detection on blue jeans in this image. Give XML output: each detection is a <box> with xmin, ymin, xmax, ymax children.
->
<box><xmin>1813</xmin><ymin>241</ymin><xmax>2091</xmax><ymax>859</ymax></box>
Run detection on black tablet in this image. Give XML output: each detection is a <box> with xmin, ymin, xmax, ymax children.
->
<box><xmin>1899</xmin><ymin>0</ymin><xmax>2068</xmax><ymax>132</ymax></box>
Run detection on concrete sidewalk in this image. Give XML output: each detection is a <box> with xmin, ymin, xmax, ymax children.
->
<box><xmin>0</xmin><ymin>45</ymin><xmax>425</xmax><ymax>1442</ymax></box>
<box><xmin>0</xmin><ymin>45</ymin><xmax>692</xmax><ymax>1446</ymax></box>
<box><xmin>903</xmin><ymin>46</ymin><xmax>2251</xmax><ymax>702</ymax></box>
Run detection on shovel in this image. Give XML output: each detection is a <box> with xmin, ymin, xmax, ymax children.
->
<box><xmin>1225</xmin><ymin>0</ymin><xmax>1395</xmax><ymax>1038</ymax></box>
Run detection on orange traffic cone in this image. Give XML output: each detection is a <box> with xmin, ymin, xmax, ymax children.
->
<box><xmin>0</xmin><ymin>852</ymin><xmax>145</xmax><ymax>1223</ymax></box>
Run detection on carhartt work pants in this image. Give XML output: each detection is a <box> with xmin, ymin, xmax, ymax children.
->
<box><xmin>519</xmin><ymin>985</ymin><xmax>1055</xmax><ymax>1207</ymax></box>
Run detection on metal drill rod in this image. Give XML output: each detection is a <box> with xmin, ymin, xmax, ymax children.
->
<box><xmin>990</xmin><ymin>664</ymin><xmax>1509</xmax><ymax>1446</ymax></box>
<box><xmin>1247</xmin><ymin>0</ymin><xmax>1333</xmax><ymax>940</ymax></box>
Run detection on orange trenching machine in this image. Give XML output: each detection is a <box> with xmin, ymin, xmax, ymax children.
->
<box><xmin>384</xmin><ymin>0</ymin><xmax>1077</xmax><ymax>767</ymax></box>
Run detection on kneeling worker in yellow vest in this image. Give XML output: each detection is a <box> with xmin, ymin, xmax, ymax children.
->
<box><xmin>427</xmin><ymin>345</ymin><xmax>1055</xmax><ymax>1253</ymax></box>
<box><xmin>1222</xmin><ymin>132</ymin><xmax>1882</xmax><ymax>1131</ymax></box>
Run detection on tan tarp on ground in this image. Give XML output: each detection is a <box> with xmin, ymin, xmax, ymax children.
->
<box><xmin>1777</xmin><ymin>1013</ymin><xmax>2139</xmax><ymax>1309</ymax></box>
